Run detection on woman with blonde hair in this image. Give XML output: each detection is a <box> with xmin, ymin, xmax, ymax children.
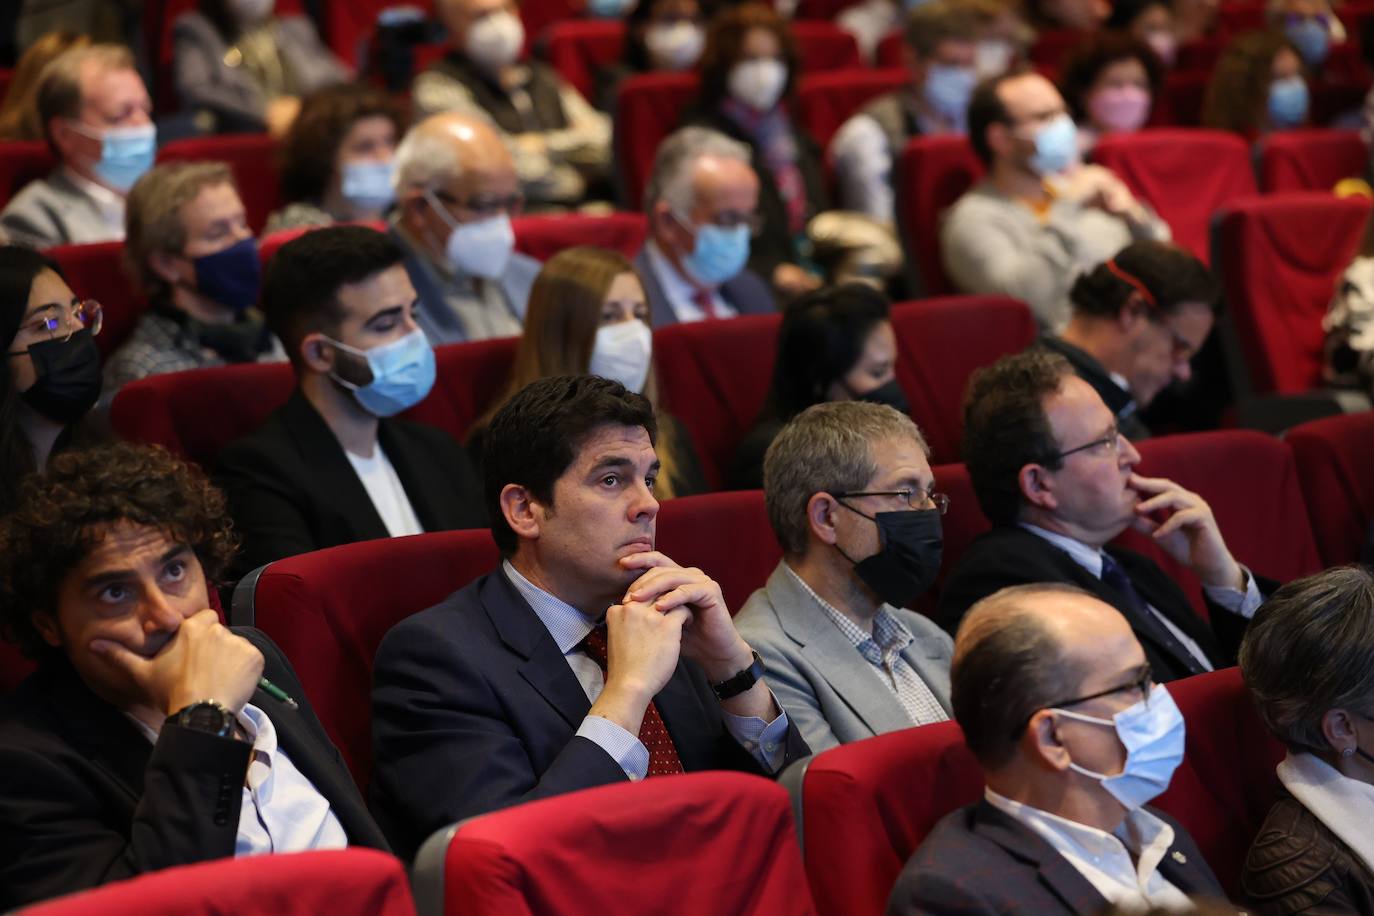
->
<box><xmin>0</xmin><ymin>31</ymin><xmax>91</xmax><ymax>140</ymax></box>
<box><xmin>471</xmin><ymin>246</ymin><xmax>706</xmax><ymax>499</ymax></box>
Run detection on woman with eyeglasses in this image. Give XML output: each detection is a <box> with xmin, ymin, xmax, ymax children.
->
<box><xmin>0</xmin><ymin>245</ymin><xmax>104</xmax><ymax>514</ymax></box>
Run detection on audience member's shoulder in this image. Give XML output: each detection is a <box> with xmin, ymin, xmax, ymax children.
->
<box><xmin>1243</xmin><ymin>795</ymin><xmax>1354</xmax><ymax>911</ymax></box>
<box><xmin>378</xmin><ymin>571</ymin><xmax>500</xmax><ymax>651</ymax></box>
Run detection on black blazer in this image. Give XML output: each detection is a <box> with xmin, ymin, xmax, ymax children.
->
<box><xmin>369</xmin><ymin>567</ymin><xmax>811</xmax><ymax>860</ymax></box>
<box><xmin>216</xmin><ymin>390</ymin><xmax>485</xmax><ymax>577</ymax></box>
<box><xmin>886</xmin><ymin>800</ymin><xmax>1229</xmax><ymax>916</ymax></box>
<box><xmin>0</xmin><ymin>629</ymin><xmax>388</xmax><ymax>910</ymax></box>
<box><xmin>936</xmin><ymin>525</ymin><xmax>1274</xmax><ymax>683</ymax></box>
<box><xmin>1039</xmin><ymin>336</ymin><xmax>1151</xmax><ymax>441</ymax></box>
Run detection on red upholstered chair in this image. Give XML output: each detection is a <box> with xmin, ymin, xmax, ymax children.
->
<box><xmin>896</xmin><ymin>135</ymin><xmax>985</xmax><ymax>296</ymax></box>
<box><xmin>792</xmin><ymin>21</ymin><xmax>863</xmax><ymax>72</ymax></box>
<box><xmin>875</xmin><ymin>31</ymin><xmax>904</xmax><ymax>68</ymax></box>
<box><xmin>45</xmin><ymin>241</ymin><xmax>147</xmax><ymax>358</ymax></box>
<box><xmin>411</xmin><ymin>772</ymin><xmax>815</xmax><ymax>916</ymax></box>
<box><xmin>0</xmin><ymin>139</ymin><xmax>54</xmax><ymax>208</ymax></box>
<box><xmin>1091</xmin><ymin>129</ymin><xmax>1257</xmax><ymax>261</ymax></box>
<box><xmin>1258</xmin><ymin>129</ymin><xmax>1368</xmax><ymax>192</ymax></box>
<box><xmin>889</xmin><ymin>296</ymin><xmax>1038</xmax><ymax>464</ymax></box>
<box><xmin>1216</xmin><ymin>0</ymin><xmax>1266</xmax><ymax>34</ymax></box>
<box><xmin>614</xmin><ymin>72</ymin><xmax>699</xmax><ymax>210</ymax></box>
<box><xmin>798</xmin><ymin>68</ymin><xmax>908</xmax><ymax>152</ymax></box>
<box><xmin>1287</xmin><ymin>410</ymin><xmax>1374</xmax><ymax>566</ymax></box>
<box><xmin>511</xmin><ymin>211</ymin><xmax>648</xmax><ymax>260</ymax></box>
<box><xmin>795</xmin><ymin>0</ymin><xmax>866</xmax><ymax>19</ymax></box>
<box><xmin>1213</xmin><ymin>192</ymin><xmax>1371</xmax><ymax>396</ymax></box>
<box><xmin>20</xmin><ymin>848</ymin><xmax>415</xmax><ymax>916</ymax></box>
<box><xmin>406</xmin><ymin>336</ymin><xmax>518</xmax><ymax>442</ymax></box>
<box><xmin>156</xmin><ymin>134</ymin><xmax>281</xmax><ymax>233</ymax></box>
<box><xmin>1175</xmin><ymin>36</ymin><xmax>1227</xmax><ymax>71</ymax></box>
<box><xmin>655</xmin><ymin>490</ymin><xmax>781</xmax><ymax>611</ymax></box>
<box><xmin>1155</xmin><ymin>69</ymin><xmax>1211</xmax><ymax>127</ymax></box>
<box><xmin>520</xmin><ymin>0</ymin><xmax>577</xmax><ymax>53</ymax></box>
<box><xmin>542</xmin><ymin>20</ymin><xmax>626</xmax><ymax>99</ymax></box>
<box><xmin>1028</xmin><ymin>28</ymin><xmax>1087</xmax><ymax>77</ymax></box>
<box><xmin>912</xmin><ymin>461</ymin><xmax>986</xmax><ymax>619</ymax></box>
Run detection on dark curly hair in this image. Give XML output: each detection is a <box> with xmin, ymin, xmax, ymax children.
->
<box><xmin>0</xmin><ymin>442</ymin><xmax>240</xmax><ymax>658</ymax></box>
<box><xmin>278</xmin><ymin>83</ymin><xmax>406</xmax><ymax>207</ymax></box>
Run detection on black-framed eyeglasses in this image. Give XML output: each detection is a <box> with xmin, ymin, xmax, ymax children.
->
<box><xmin>428</xmin><ymin>188</ymin><xmax>525</xmax><ymax>221</ymax></box>
<box><xmin>1051</xmin><ymin>424</ymin><xmax>1123</xmax><ymax>461</ymax></box>
<box><xmin>1046</xmin><ymin>666</ymin><xmax>1155</xmax><ymax>713</ymax></box>
<box><xmin>829</xmin><ymin>489</ymin><xmax>950</xmax><ymax>515</ymax></box>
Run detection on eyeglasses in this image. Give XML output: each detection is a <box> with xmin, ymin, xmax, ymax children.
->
<box><xmin>829</xmin><ymin>488</ymin><xmax>950</xmax><ymax>515</ymax></box>
<box><xmin>428</xmin><ymin>189</ymin><xmax>525</xmax><ymax>221</ymax></box>
<box><xmin>673</xmin><ymin>209</ymin><xmax>765</xmax><ymax>237</ymax></box>
<box><xmin>1045</xmin><ymin>666</ymin><xmax>1155</xmax><ymax>713</ymax></box>
<box><xmin>6</xmin><ymin>300</ymin><xmax>103</xmax><ymax>355</ymax></box>
<box><xmin>1051</xmin><ymin>424</ymin><xmax>1123</xmax><ymax>461</ymax></box>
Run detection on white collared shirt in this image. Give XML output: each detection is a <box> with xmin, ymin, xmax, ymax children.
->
<box><xmin>643</xmin><ymin>240</ymin><xmax>738</xmax><ymax>323</ymax></box>
<box><xmin>985</xmin><ymin>788</ymin><xmax>1194</xmax><ymax>913</ymax></box>
<box><xmin>61</xmin><ymin>167</ymin><xmax>127</xmax><ymax>241</ymax></box>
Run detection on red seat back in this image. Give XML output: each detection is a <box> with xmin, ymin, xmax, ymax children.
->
<box><xmin>418</xmin><ymin>773</ymin><xmax>814</xmax><ymax>916</ymax></box>
<box><xmin>792</xmin><ymin>21</ymin><xmax>863</xmax><ymax>72</ymax></box>
<box><xmin>45</xmin><ymin>241</ymin><xmax>147</xmax><ymax>358</ymax></box>
<box><xmin>896</xmin><ymin>135</ymin><xmax>985</xmax><ymax>296</ymax></box>
<box><xmin>1258</xmin><ymin>128</ymin><xmax>1368</xmax><ymax>192</ymax></box>
<box><xmin>1287</xmin><ymin>410</ymin><xmax>1374</xmax><ymax>566</ymax></box>
<box><xmin>654</xmin><ymin>490</ymin><xmax>780</xmax><ymax>611</ymax></box>
<box><xmin>890</xmin><ymin>296</ymin><xmax>1038</xmax><ymax>464</ymax></box>
<box><xmin>20</xmin><ymin>848</ymin><xmax>415</xmax><ymax>916</ymax></box>
<box><xmin>1156</xmin><ymin>69</ymin><xmax>1211</xmax><ymax>127</ymax></box>
<box><xmin>1216</xmin><ymin>1</ymin><xmax>1266</xmax><ymax>34</ymax></box>
<box><xmin>0</xmin><ymin>139</ymin><xmax>54</xmax><ymax>208</ymax></box>
<box><xmin>919</xmin><ymin>461</ymin><xmax>987</xmax><ymax>618</ymax></box>
<box><xmin>1028</xmin><ymin>28</ymin><xmax>1087</xmax><ymax>78</ymax></box>
<box><xmin>1175</xmin><ymin>37</ymin><xmax>1227</xmax><ymax>72</ymax></box>
<box><xmin>1213</xmin><ymin>192</ymin><xmax>1370</xmax><ymax>395</ymax></box>
<box><xmin>798</xmin><ymin>68</ymin><xmax>908</xmax><ymax>152</ymax></box>
<box><xmin>406</xmin><ymin>337</ymin><xmax>518</xmax><ymax>440</ymax></box>
<box><xmin>875</xmin><ymin>31</ymin><xmax>905</xmax><ymax>68</ymax></box>
<box><xmin>543</xmin><ymin>20</ymin><xmax>626</xmax><ymax>99</ymax></box>
<box><xmin>511</xmin><ymin>211</ymin><xmax>648</xmax><ymax>260</ymax></box>
<box><xmin>614</xmin><ymin>72</ymin><xmax>700</xmax><ymax>210</ymax></box>
<box><xmin>155</xmin><ymin>133</ymin><xmax>281</xmax><ymax>233</ymax></box>
<box><xmin>1092</xmin><ymin>129</ymin><xmax>1257</xmax><ymax>261</ymax></box>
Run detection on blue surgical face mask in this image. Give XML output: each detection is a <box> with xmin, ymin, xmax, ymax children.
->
<box><xmin>1285</xmin><ymin>17</ymin><xmax>1330</xmax><ymax>67</ymax></box>
<box><xmin>586</xmin><ymin>0</ymin><xmax>634</xmax><ymax>17</ymax></box>
<box><xmin>923</xmin><ymin>64</ymin><xmax>976</xmax><ymax>131</ymax></box>
<box><xmin>72</xmin><ymin>122</ymin><xmax>156</xmax><ymax>192</ymax></box>
<box><xmin>341</xmin><ymin>159</ymin><xmax>396</xmax><ymax>212</ymax></box>
<box><xmin>1026</xmin><ymin>113</ymin><xmax>1079</xmax><ymax>177</ymax></box>
<box><xmin>1268</xmin><ymin>75</ymin><xmax>1310</xmax><ymax>128</ymax></box>
<box><xmin>1052</xmin><ymin>684</ymin><xmax>1186</xmax><ymax>811</ymax></box>
<box><xmin>192</xmin><ymin>237</ymin><xmax>261</xmax><ymax>314</ymax></box>
<box><xmin>677</xmin><ymin>217</ymin><xmax>751</xmax><ymax>287</ymax></box>
<box><xmin>326</xmin><ymin>327</ymin><xmax>436</xmax><ymax>417</ymax></box>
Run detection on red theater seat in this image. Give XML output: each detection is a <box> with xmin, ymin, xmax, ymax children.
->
<box><xmin>543</xmin><ymin>20</ymin><xmax>626</xmax><ymax>99</ymax></box>
<box><xmin>1092</xmin><ymin>129</ymin><xmax>1257</xmax><ymax>261</ymax></box>
<box><xmin>1259</xmin><ymin>128</ymin><xmax>1367</xmax><ymax>192</ymax></box>
<box><xmin>511</xmin><ymin>211</ymin><xmax>648</xmax><ymax>260</ymax></box>
<box><xmin>411</xmin><ymin>773</ymin><xmax>814</xmax><ymax>916</ymax></box>
<box><xmin>1155</xmin><ymin>69</ymin><xmax>1211</xmax><ymax>127</ymax></box>
<box><xmin>1287</xmin><ymin>410</ymin><xmax>1374</xmax><ymax>566</ymax></box>
<box><xmin>896</xmin><ymin>135</ymin><xmax>985</xmax><ymax>296</ymax></box>
<box><xmin>1213</xmin><ymin>192</ymin><xmax>1371</xmax><ymax>396</ymax></box>
<box><xmin>798</xmin><ymin>68</ymin><xmax>907</xmax><ymax>152</ymax></box>
<box><xmin>20</xmin><ymin>848</ymin><xmax>415</xmax><ymax>916</ymax></box>
<box><xmin>1028</xmin><ymin>28</ymin><xmax>1087</xmax><ymax>78</ymax></box>
<box><xmin>156</xmin><ymin>133</ymin><xmax>281</xmax><ymax>233</ymax></box>
<box><xmin>614</xmin><ymin>72</ymin><xmax>699</xmax><ymax>210</ymax></box>
<box><xmin>1216</xmin><ymin>1</ymin><xmax>1266</xmax><ymax>34</ymax></box>
<box><xmin>875</xmin><ymin>31</ymin><xmax>904</xmax><ymax>68</ymax></box>
<box><xmin>45</xmin><ymin>241</ymin><xmax>147</xmax><ymax>358</ymax></box>
<box><xmin>792</xmin><ymin>21</ymin><xmax>863</xmax><ymax>72</ymax></box>
<box><xmin>0</xmin><ymin>139</ymin><xmax>54</xmax><ymax>208</ymax></box>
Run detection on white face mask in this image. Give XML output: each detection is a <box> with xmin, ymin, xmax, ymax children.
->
<box><xmin>425</xmin><ymin>190</ymin><xmax>516</xmax><ymax>279</ymax></box>
<box><xmin>589</xmin><ymin>319</ymin><xmax>653</xmax><ymax>393</ymax></box>
<box><xmin>228</xmin><ymin>0</ymin><xmax>275</xmax><ymax>23</ymax></box>
<box><xmin>465</xmin><ymin>10</ymin><xmax>525</xmax><ymax>72</ymax></box>
<box><xmin>645</xmin><ymin>21</ymin><xmax>705</xmax><ymax>71</ymax></box>
<box><xmin>728</xmin><ymin>59</ymin><xmax>788</xmax><ymax>112</ymax></box>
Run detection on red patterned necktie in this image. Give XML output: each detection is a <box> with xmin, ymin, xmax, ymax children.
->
<box><xmin>580</xmin><ymin>624</ymin><xmax>685</xmax><ymax>776</ymax></box>
<box><xmin>692</xmin><ymin>286</ymin><xmax>720</xmax><ymax>320</ymax></box>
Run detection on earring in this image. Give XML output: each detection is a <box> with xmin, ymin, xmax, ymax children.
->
<box><xmin>1343</xmin><ymin>747</ymin><xmax>1356</xmax><ymax>758</ymax></box>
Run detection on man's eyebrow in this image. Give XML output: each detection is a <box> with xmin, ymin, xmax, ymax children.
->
<box><xmin>588</xmin><ymin>456</ymin><xmax>636</xmax><ymax>474</ymax></box>
<box><xmin>80</xmin><ymin>545</ymin><xmax>190</xmax><ymax>588</ymax></box>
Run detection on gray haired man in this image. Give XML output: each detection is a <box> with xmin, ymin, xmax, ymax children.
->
<box><xmin>734</xmin><ymin>400</ymin><xmax>953</xmax><ymax>753</ymax></box>
<box><xmin>634</xmin><ymin>126</ymin><xmax>776</xmax><ymax>327</ymax></box>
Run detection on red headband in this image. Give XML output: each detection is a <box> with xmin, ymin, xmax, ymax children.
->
<box><xmin>1104</xmin><ymin>259</ymin><xmax>1158</xmax><ymax>310</ymax></box>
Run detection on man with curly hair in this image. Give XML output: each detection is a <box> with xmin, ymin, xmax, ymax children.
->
<box><xmin>0</xmin><ymin>442</ymin><xmax>389</xmax><ymax>909</ymax></box>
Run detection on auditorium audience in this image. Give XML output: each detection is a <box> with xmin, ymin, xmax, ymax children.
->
<box><xmin>682</xmin><ymin>3</ymin><xmax>825</xmax><ymax>299</ymax></box>
<box><xmin>731</xmin><ymin>283</ymin><xmax>900</xmax><ymax>490</ymax></box>
<box><xmin>887</xmin><ymin>583</ymin><xmax>1224</xmax><ymax>914</ymax></box>
<box><xmin>831</xmin><ymin>0</ymin><xmax>981</xmax><ymax>226</ymax></box>
<box><xmin>216</xmin><ymin>225</ymin><xmax>485</xmax><ymax>578</ymax></box>
<box><xmin>264</xmin><ymin>83</ymin><xmax>407</xmax><ymax>233</ymax></box>
<box><xmin>1041</xmin><ymin>240</ymin><xmax>1219</xmax><ymax>440</ymax></box>
<box><xmin>1060</xmin><ymin>32</ymin><xmax>1163</xmax><ymax>151</ymax></box>
<box><xmin>938</xmin><ymin>349</ymin><xmax>1274</xmax><ymax>683</ymax></box>
<box><xmin>734</xmin><ymin>401</ymin><xmax>952</xmax><ymax>753</ymax></box>
<box><xmin>1025</xmin><ymin>0</ymin><xmax>1110</xmax><ymax>32</ymax></box>
<box><xmin>942</xmin><ymin>70</ymin><xmax>1171</xmax><ymax>330</ymax></box>
<box><xmin>105</xmin><ymin>162</ymin><xmax>283</xmax><ymax>394</ymax></box>
<box><xmin>389</xmin><ymin>112</ymin><xmax>541</xmax><ymax>345</ymax></box>
<box><xmin>471</xmin><ymin>246</ymin><xmax>707</xmax><ymax>498</ymax></box>
<box><xmin>0</xmin><ymin>443</ymin><xmax>390</xmax><ymax>910</ymax></box>
<box><xmin>637</xmin><ymin>126</ymin><xmax>777</xmax><ymax>326</ymax></box>
<box><xmin>370</xmin><ymin>374</ymin><xmax>809</xmax><ymax>858</ymax></box>
<box><xmin>1240</xmin><ymin>566</ymin><xmax>1374</xmax><ymax>914</ymax></box>
<box><xmin>0</xmin><ymin>245</ymin><xmax>103</xmax><ymax>515</ymax></box>
<box><xmin>1105</xmin><ymin>0</ymin><xmax>1179</xmax><ymax>67</ymax></box>
<box><xmin>1203</xmin><ymin>31</ymin><xmax>1307</xmax><ymax>137</ymax></box>
<box><xmin>0</xmin><ymin>30</ymin><xmax>90</xmax><ymax>141</ymax></box>
<box><xmin>1173</xmin><ymin>0</ymin><xmax>1221</xmax><ymax>43</ymax></box>
<box><xmin>594</xmin><ymin>0</ymin><xmax>707</xmax><ymax>111</ymax></box>
<box><xmin>172</xmin><ymin>0</ymin><xmax>350</xmax><ymax>136</ymax></box>
<box><xmin>0</xmin><ymin>44</ymin><xmax>154</xmax><ymax>248</ymax></box>
<box><xmin>967</xmin><ymin>0</ymin><xmax>1035</xmax><ymax>79</ymax></box>
<box><xmin>1265</xmin><ymin>0</ymin><xmax>1345</xmax><ymax>71</ymax></box>
<box><xmin>414</xmin><ymin>0</ymin><xmax>613</xmax><ymax>210</ymax></box>
<box><xmin>1323</xmin><ymin>218</ymin><xmax>1374</xmax><ymax>398</ymax></box>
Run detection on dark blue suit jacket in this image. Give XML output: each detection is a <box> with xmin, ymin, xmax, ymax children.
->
<box><xmin>886</xmin><ymin>800</ymin><xmax>1229</xmax><ymax>915</ymax></box>
<box><xmin>369</xmin><ymin>567</ymin><xmax>810</xmax><ymax>859</ymax></box>
<box><xmin>633</xmin><ymin>247</ymin><xmax>776</xmax><ymax>329</ymax></box>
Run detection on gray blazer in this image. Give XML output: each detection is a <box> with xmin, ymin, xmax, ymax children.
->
<box><xmin>0</xmin><ymin>171</ymin><xmax>120</xmax><ymax>249</ymax></box>
<box><xmin>633</xmin><ymin>247</ymin><xmax>776</xmax><ymax>329</ymax></box>
<box><xmin>734</xmin><ymin>562</ymin><xmax>954</xmax><ymax>754</ymax></box>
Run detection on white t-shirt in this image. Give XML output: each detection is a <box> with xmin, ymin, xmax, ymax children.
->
<box><xmin>345</xmin><ymin>445</ymin><xmax>424</xmax><ymax>538</ymax></box>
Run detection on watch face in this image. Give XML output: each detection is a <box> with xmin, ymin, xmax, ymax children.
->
<box><xmin>181</xmin><ymin>702</ymin><xmax>232</xmax><ymax>736</ymax></box>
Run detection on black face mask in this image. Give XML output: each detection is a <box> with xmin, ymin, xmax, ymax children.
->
<box><xmin>19</xmin><ymin>327</ymin><xmax>103</xmax><ymax>424</ymax></box>
<box><xmin>835</xmin><ymin>503</ymin><xmax>943</xmax><ymax>608</ymax></box>
<box><xmin>187</xmin><ymin>312</ymin><xmax>270</xmax><ymax>364</ymax></box>
<box><xmin>855</xmin><ymin>379</ymin><xmax>911</xmax><ymax>416</ymax></box>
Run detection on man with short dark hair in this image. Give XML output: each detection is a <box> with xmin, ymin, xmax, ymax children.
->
<box><xmin>0</xmin><ymin>443</ymin><xmax>389</xmax><ymax>910</ymax></box>
<box><xmin>888</xmin><ymin>583</ymin><xmax>1224</xmax><ymax>915</ymax></box>
<box><xmin>938</xmin><ymin>349</ymin><xmax>1272</xmax><ymax>683</ymax></box>
<box><xmin>216</xmin><ymin>224</ymin><xmax>484</xmax><ymax>576</ymax></box>
<box><xmin>370</xmin><ymin>375</ymin><xmax>809</xmax><ymax>858</ymax></box>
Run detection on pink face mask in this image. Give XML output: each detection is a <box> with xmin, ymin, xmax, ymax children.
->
<box><xmin>1087</xmin><ymin>85</ymin><xmax>1152</xmax><ymax>133</ymax></box>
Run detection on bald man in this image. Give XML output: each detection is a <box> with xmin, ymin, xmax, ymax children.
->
<box><xmin>388</xmin><ymin>112</ymin><xmax>542</xmax><ymax>345</ymax></box>
<box><xmin>887</xmin><ymin>584</ymin><xmax>1227</xmax><ymax>915</ymax></box>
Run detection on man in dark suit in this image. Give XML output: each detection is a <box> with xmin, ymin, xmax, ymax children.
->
<box><xmin>370</xmin><ymin>375</ymin><xmax>810</xmax><ymax>858</ymax></box>
<box><xmin>216</xmin><ymin>225</ymin><xmax>484</xmax><ymax>577</ymax></box>
<box><xmin>938</xmin><ymin>349</ymin><xmax>1270</xmax><ymax>683</ymax></box>
<box><xmin>889</xmin><ymin>583</ymin><xmax>1228</xmax><ymax>915</ymax></box>
<box><xmin>0</xmin><ymin>443</ymin><xmax>389</xmax><ymax>910</ymax></box>
<box><xmin>635</xmin><ymin>126</ymin><xmax>777</xmax><ymax>328</ymax></box>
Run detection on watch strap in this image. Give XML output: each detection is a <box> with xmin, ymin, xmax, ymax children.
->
<box><xmin>711</xmin><ymin>651</ymin><xmax>765</xmax><ymax>701</ymax></box>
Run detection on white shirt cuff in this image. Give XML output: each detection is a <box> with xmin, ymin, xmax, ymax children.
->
<box><xmin>1202</xmin><ymin>566</ymin><xmax>1263</xmax><ymax>619</ymax></box>
<box><xmin>577</xmin><ymin>715</ymin><xmax>649</xmax><ymax>782</ymax></box>
<box><xmin>723</xmin><ymin>693</ymin><xmax>790</xmax><ymax>773</ymax></box>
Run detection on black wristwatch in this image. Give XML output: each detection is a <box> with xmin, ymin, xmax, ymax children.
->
<box><xmin>170</xmin><ymin>700</ymin><xmax>235</xmax><ymax>738</ymax></box>
<box><xmin>711</xmin><ymin>651</ymin><xmax>765</xmax><ymax>701</ymax></box>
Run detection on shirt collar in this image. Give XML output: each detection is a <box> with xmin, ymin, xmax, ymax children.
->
<box><xmin>502</xmin><ymin>559</ymin><xmax>598</xmax><ymax>654</ymax></box>
<box><xmin>782</xmin><ymin>562</ymin><xmax>914</xmax><ymax>660</ymax></box>
<box><xmin>62</xmin><ymin>165</ymin><xmax>124</xmax><ymax>207</ymax></box>
<box><xmin>985</xmin><ymin>787</ymin><xmax>1176</xmax><ymax>877</ymax></box>
<box><xmin>1020</xmin><ymin>522</ymin><xmax>1104</xmax><ymax>578</ymax></box>
<box><xmin>646</xmin><ymin>237</ymin><xmax>711</xmax><ymax>299</ymax></box>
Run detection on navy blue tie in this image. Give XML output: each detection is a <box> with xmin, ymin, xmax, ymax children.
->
<box><xmin>1099</xmin><ymin>553</ymin><xmax>1206</xmax><ymax>677</ymax></box>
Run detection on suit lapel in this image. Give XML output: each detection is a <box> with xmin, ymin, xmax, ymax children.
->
<box><xmin>41</xmin><ymin>661</ymin><xmax>151</xmax><ymax>806</ymax></box>
<box><xmin>280</xmin><ymin>392</ymin><xmax>391</xmax><ymax>543</ymax></box>
<box><xmin>377</xmin><ymin>421</ymin><xmax>447</xmax><ymax>533</ymax></box>
<box><xmin>975</xmin><ymin>802</ymin><xmax>1111</xmax><ymax>916</ymax></box>
<box><xmin>635</xmin><ymin>248</ymin><xmax>678</xmax><ymax>328</ymax></box>
<box><xmin>896</xmin><ymin>624</ymin><xmax>954</xmax><ymax>716</ymax></box>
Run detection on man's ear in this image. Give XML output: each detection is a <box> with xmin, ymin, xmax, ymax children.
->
<box><xmin>986</xmin><ymin>121</ymin><xmax>1012</xmax><ymax>159</ymax></box>
<box><xmin>299</xmin><ymin>332</ymin><xmax>336</xmax><ymax>375</ymax></box>
<box><xmin>806</xmin><ymin>491</ymin><xmax>842</xmax><ymax>547</ymax></box>
<box><xmin>1024</xmin><ymin>708</ymin><xmax>1072</xmax><ymax>772</ymax></box>
<box><xmin>499</xmin><ymin>483</ymin><xmax>542</xmax><ymax>542</ymax></box>
<box><xmin>1117</xmin><ymin>292</ymin><xmax>1150</xmax><ymax>333</ymax></box>
<box><xmin>29</xmin><ymin>610</ymin><xmax>62</xmax><ymax>650</ymax></box>
<box><xmin>1018</xmin><ymin>462</ymin><xmax>1058</xmax><ymax>511</ymax></box>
